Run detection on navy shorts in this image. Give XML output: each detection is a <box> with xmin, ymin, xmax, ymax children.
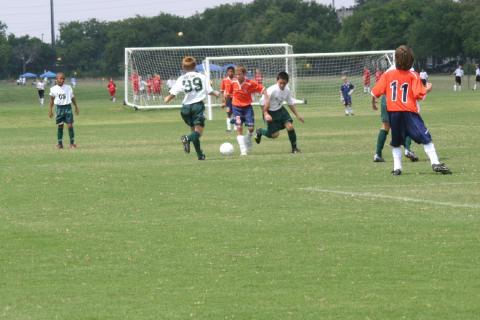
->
<box><xmin>389</xmin><ymin>111</ymin><xmax>432</xmax><ymax>147</ymax></box>
<box><xmin>343</xmin><ymin>95</ymin><xmax>352</xmax><ymax>105</ymax></box>
<box><xmin>232</xmin><ymin>105</ymin><xmax>254</xmax><ymax>127</ymax></box>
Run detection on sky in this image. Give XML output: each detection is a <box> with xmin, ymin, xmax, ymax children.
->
<box><xmin>1</xmin><ymin>0</ymin><xmax>355</xmax><ymax>43</ymax></box>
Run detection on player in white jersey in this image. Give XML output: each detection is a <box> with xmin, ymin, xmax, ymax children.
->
<box><xmin>419</xmin><ymin>69</ymin><xmax>428</xmax><ymax>86</ymax></box>
<box><xmin>164</xmin><ymin>56</ymin><xmax>220</xmax><ymax>160</ymax></box>
<box><xmin>255</xmin><ymin>71</ymin><xmax>304</xmax><ymax>153</ymax></box>
<box><xmin>48</xmin><ymin>73</ymin><xmax>80</xmax><ymax>149</ymax></box>
<box><xmin>36</xmin><ymin>78</ymin><xmax>46</xmax><ymax>106</ymax></box>
<box><xmin>453</xmin><ymin>65</ymin><xmax>464</xmax><ymax>91</ymax></box>
<box><xmin>474</xmin><ymin>64</ymin><xmax>480</xmax><ymax>91</ymax></box>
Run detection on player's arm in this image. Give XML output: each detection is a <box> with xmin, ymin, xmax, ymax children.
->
<box><xmin>262</xmin><ymin>89</ymin><xmax>272</xmax><ymax>122</ymax></box>
<box><xmin>371</xmin><ymin>96</ymin><xmax>378</xmax><ymax>110</ymax></box>
<box><xmin>205</xmin><ymin>78</ymin><xmax>220</xmax><ymax>98</ymax></box>
<box><xmin>349</xmin><ymin>84</ymin><xmax>354</xmax><ymax>95</ymax></box>
<box><xmin>288</xmin><ymin>104</ymin><xmax>304</xmax><ymax>123</ymax></box>
<box><xmin>48</xmin><ymin>96</ymin><xmax>55</xmax><ymax>118</ymax></box>
<box><xmin>71</xmin><ymin>97</ymin><xmax>79</xmax><ymax>115</ymax></box>
<box><xmin>164</xmin><ymin>94</ymin><xmax>175</xmax><ymax>103</ymax></box>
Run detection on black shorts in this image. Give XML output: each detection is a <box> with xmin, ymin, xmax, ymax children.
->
<box><xmin>38</xmin><ymin>90</ymin><xmax>45</xmax><ymax>99</ymax></box>
<box><xmin>421</xmin><ymin>79</ymin><xmax>427</xmax><ymax>86</ymax></box>
<box><xmin>389</xmin><ymin>111</ymin><xmax>432</xmax><ymax>147</ymax></box>
<box><xmin>476</xmin><ymin>75</ymin><xmax>480</xmax><ymax>82</ymax></box>
<box><xmin>455</xmin><ymin>76</ymin><xmax>462</xmax><ymax>85</ymax></box>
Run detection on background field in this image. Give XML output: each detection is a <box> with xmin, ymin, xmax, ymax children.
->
<box><xmin>1</xmin><ymin>77</ymin><xmax>479</xmax><ymax>319</ymax></box>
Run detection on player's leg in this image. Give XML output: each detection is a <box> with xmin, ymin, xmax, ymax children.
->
<box><xmin>65</xmin><ymin>107</ymin><xmax>76</xmax><ymax>148</ymax></box>
<box><xmin>232</xmin><ymin>106</ymin><xmax>248</xmax><ymax>156</ymax></box>
<box><xmin>404</xmin><ymin>136</ymin><xmax>419</xmax><ymax>161</ymax></box>
<box><xmin>244</xmin><ymin>106</ymin><xmax>255</xmax><ymax>153</ymax></box>
<box><xmin>388</xmin><ymin>112</ymin><xmax>405</xmax><ymax>175</ymax></box>
<box><xmin>285</xmin><ymin>121</ymin><xmax>300</xmax><ymax>153</ymax></box>
<box><xmin>405</xmin><ymin>112</ymin><xmax>451</xmax><ymax>174</ymax></box>
<box><xmin>374</xmin><ymin>122</ymin><xmax>389</xmax><ymax>162</ymax></box>
<box><xmin>55</xmin><ymin>107</ymin><xmax>66</xmax><ymax>148</ymax></box>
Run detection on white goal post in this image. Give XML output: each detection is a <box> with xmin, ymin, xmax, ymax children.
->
<box><xmin>124</xmin><ymin>44</ymin><xmax>293</xmax><ymax>113</ymax></box>
<box><xmin>205</xmin><ymin>50</ymin><xmax>395</xmax><ymax>113</ymax></box>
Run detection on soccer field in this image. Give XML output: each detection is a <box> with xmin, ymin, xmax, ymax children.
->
<box><xmin>1</xmin><ymin>78</ymin><xmax>479</xmax><ymax>319</ymax></box>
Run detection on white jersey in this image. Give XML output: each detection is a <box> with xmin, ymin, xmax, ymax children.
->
<box><xmin>476</xmin><ymin>68</ymin><xmax>480</xmax><ymax>77</ymax></box>
<box><xmin>420</xmin><ymin>71</ymin><xmax>428</xmax><ymax>80</ymax></box>
<box><xmin>169</xmin><ymin>71</ymin><xmax>214</xmax><ymax>105</ymax></box>
<box><xmin>454</xmin><ymin>68</ymin><xmax>464</xmax><ymax>77</ymax></box>
<box><xmin>36</xmin><ymin>81</ymin><xmax>45</xmax><ymax>90</ymax></box>
<box><xmin>261</xmin><ymin>83</ymin><xmax>295</xmax><ymax>111</ymax></box>
<box><xmin>49</xmin><ymin>84</ymin><xmax>74</xmax><ymax>106</ymax></box>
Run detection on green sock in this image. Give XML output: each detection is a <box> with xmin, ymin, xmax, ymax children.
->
<box><xmin>57</xmin><ymin>125</ymin><xmax>64</xmax><ymax>144</ymax></box>
<box><xmin>68</xmin><ymin>127</ymin><xmax>75</xmax><ymax>144</ymax></box>
<box><xmin>404</xmin><ymin>136</ymin><xmax>412</xmax><ymax>151</ymax></box>
<box><xmin>287</xmin><ymin>129</ymin><xmax>297</xmax><ymax>148</ymax></box>
<box><xmin>188</xmin><ymin>131</ymin><xmax>202</xmax><ymax>156</ymax></box>
<box><xmin>260</xmin><ymin>128</ymin><xmax>272</xmax><ymax>138</ymax></box>
<box><xmin>375</xmin><ymin>129</ymin><xmax>388</xmax><ymax>157</ymax></box>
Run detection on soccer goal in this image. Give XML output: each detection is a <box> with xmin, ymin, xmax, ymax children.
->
<box><xmin>205</xmin><ymin>50</ymin><xmax>395</xmax><ymax>111</ymax></box>
<box><xmin>124</xmin><ymin>44</ymin><xmax>293</xmax><ymax>114</ymax></box>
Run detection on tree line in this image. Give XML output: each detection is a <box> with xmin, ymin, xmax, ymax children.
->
<box><xmin>0</xmin><ymin>0</ymin><xmax>479</xmax><ymax>79</ymax></box>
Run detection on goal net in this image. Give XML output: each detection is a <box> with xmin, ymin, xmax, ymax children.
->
<box><xmin>124</xmin><ymin>44</ymin><xmax>293</xmax><ymax>114</ymax></box>
<box><xmin>205</xmin><ymin>50</ymin><xmax>394</xmax><ymax>112</ymax></box>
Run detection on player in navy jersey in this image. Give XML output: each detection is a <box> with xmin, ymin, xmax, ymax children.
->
<box><xmin>340</xmin><ymin>76</ymin><xmax>355</xmax><ymax>116</ymax></box>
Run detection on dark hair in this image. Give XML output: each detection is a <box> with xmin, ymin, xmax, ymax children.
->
<box><xmin>182</xmin><ymin>56</ymin><xmax>197</xmax><ymax>71</ymax></box>
<box><xmin>226</xmin><ymin>66</ymin><xmax>235</xmax><ymax>72</ymax></box>
<box><xmin>277</xmin><ymin>71</ymin><xmax>289</xmax><ymax>82</ymax></box>
<box><xmin>395</xmin><ymin>45</ymin><xmax>414</xmax><ymax>70</ymax></box>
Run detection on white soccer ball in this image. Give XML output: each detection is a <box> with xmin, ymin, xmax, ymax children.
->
<box><xmin>219</xmin><ymin>142</ymin><xmax>234</xmax><ymax>156</ymax></box>
<box><xmin>177</xmin><ymin>31</ymin><xmax>184</xmax><ymax>37</ymax></box>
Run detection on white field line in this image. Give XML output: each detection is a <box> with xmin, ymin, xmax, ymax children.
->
<box><xmin>300</xmin><ymin>187</ymin><xmax>480</xmax><ymax>209</ymax></box>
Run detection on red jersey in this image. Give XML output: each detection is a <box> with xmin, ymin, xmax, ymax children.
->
<box><xmin>225</xmin><ymin>79</ymin><xmax>264</xmax><ymax>107</ymax></box>
<box><xmin>375</xmin><ymin>70</ymin><xmax>383</xmax><ymax>82</ymax></box>
<box><xmin>153</xmin><ymin>75</ymin><xmax>161</xmax><ymax>93</ymax></box>
<box><xmin>220</xmin><ymin>76</ymin><xmax>234</xmax><ymax>93</ymax></box>
<box><xmin>107</xmin><ymin>81</ymin><xmax>116</xmax><ymax>93</ymax></box>
<box><xmin>147</xmin><ymin>78</ymin><xmax>154</xmax><ymax>94</ymax></box>
<box><xmin>371</xmin><ymin>67</ymin><xmax>426</xmax><ymax>113</ymax></box>
<box><xmin>363</xmin><ymin>69</ymin><xmax>371</xmax><ymax>85</ymax></box>
<box><xmin>131</xmin><ymin>74</ymin><xmax>139</xmax><ymax>92</ymax></box>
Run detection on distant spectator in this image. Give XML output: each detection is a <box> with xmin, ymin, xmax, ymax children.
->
<box><xmin>419</xmin><ymin>69</ymin><xmax>428</xmax><ymax>86</ymax></box>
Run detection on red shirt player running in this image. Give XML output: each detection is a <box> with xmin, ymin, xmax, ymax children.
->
<box><xmin>107</xmin><ymin>78</ymin><xmax>116</xmax><ymax>102</ymax></box>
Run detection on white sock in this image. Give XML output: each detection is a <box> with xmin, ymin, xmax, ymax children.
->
<box><xmin>40</xmin><ymin>98</ymin><xmax>44</xmax><ymax>105</ymax></box>
<box><xmin>226</xmin><ymin>118</ymin><xmax>231</xmax><ymax>131</ymax></box>
<box><xmin>237</xmin><ymin>135</ymin><xmax>247</xmax><ymax>155</ymax></box>
<box><xmin>423</xmin><ymin>142</ymin><xmax>440</xmax><ymax>165</ymax></box>
<box><xmin>112</xmin><ymin>97</ymin><xmax>116</xmax><ymax>102</ymax></box>
<box><xmin>345</xmin><ymin>107</ymin><xmax>349</xmax><ymax>115</ymax></box>
<box><xmin>392</xmin><ymin>147</ymin><xmax>403</xmax><ymax>171</ymax></box>
<box><xmin>349</xmin><ymin>107</ymin><xmax>353</xmax><ymax>114</ymax></box>
<box><xmin>453</xmin><ymin>85</ymin><xmax>456</xmax><ymax>91</ymax></box>
<box><xmin>244</xmin><ymin>134</ymin><xmax>252</xmax><ymax>151</ymax></box>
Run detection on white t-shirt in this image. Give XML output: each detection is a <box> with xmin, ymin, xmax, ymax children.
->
<box><xmin>454</xmin><ymin>68</ymin><xmax>464</xmax><ymax>77</ymax></box>
<box><xmin>476</xmin><ymin>68</ymin><xmax>480</xmax><ymax>77</ymax></box>
<box><xmin>49</xmin><ymin>84</ymin><xmax>74</xmax><ymax>106</ymax></box>
<box><xmin>36</xmin><ymin>81</ymin><xmax>45</xmax><ymax>90</ymax></box>
<box><xmin>261</xmin><ymin>84</ymin><xmax>295</xmax><ymax>112</ymax></box>
<box><xmin>167</xmin><ymin>79</ymin><xmax>176</xmax><ymax>89</ymax></box>
<box><xmin>420</xmin><ymin>71</ymin><xmax>428</xmax><ymax>80</ymax></box>
<box><xmin>169</xmin><ymin>72</ymin><xmax>214</xmax><ymax>105</ymax></box>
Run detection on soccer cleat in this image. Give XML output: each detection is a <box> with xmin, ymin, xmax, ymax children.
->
<box><xmin>373</xmin><ymin>154</ymin><xmax>385</xmax><ymax>162</ymax></box>
<box><xmin>405</xmin><ymin>150</ymin><xmax>419</xmax><ymax>162</ymax></box>
<box><xmin>180</xmin><ymin>135</ymin><xmax>190</xmax><ymax>154</ymax></box>
<box><xmin>391</xmin><ymin>169</ymin><xmax>402</xmax><ymax>176</ymax></box>
<box><xmin>198</xmin><ymin>154</ymin><xmax>206</xmax><ymax>160</ymax></box>
<box><xmin>291</xmin><ymin>147</ymin><xmax>301</xmax><ymax>154</ymax></box>
<box><xmin>432</xmin><ymin>163</ymin><xmax>452</xmax><ymax>174</ymax></box>
<box><xmin>69</xmin><ymin>143</ymin><xmax>77</xmax><ymax>149</ymax></box>
<box><xmin>56</xmin><ymin>143</ymin><xmax>64</xmax><ymax>149</ymax></box>
<box><xmin>255</xmin><ymin>129</ymin><xmax>262</xmax><ymax>144</ymax></box>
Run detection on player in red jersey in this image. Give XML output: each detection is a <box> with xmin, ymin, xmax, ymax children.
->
<box><xmin>153</xmin><ymin>74</ymin><xmax>162</xmax><ymax>100</ymax></box>
<box><xmin>107</xmin><ymin>78</ymin><xmax>116</xmax><ymax>102</ymax></box>
<box><xmin>220</xmin><ymin>66</ymin><xmax>235</xmax><ymax>132</ymax></box>
<box><xmin>225</xmin><ymin>64</ymin><xmax>267</xmax><ymax>155</ymax></box>
<box><xmin>374</xmin><ymin>67</ymin><xmax>383</xmax><ymax>83</ymax></box>
<box><xmin>146</xmin><ymin>76</ymin><xmax>154</xmax><ymax>100</ymax></box>
<box><xmin>363</xmin><ymin>66</ymin><xmax>371</xmax><ymax>93</ymax></box>
<box><xmin>131</xmin><ymin>72</ymin><xmax>140</xmax><ymax>102</ymax></box>
<box><xmin>371</xmin><ymin>45</ymin><xmax>451</xmax><ymax>175</ymax></box>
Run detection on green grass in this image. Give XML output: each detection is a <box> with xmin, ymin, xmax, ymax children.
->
<box><xmin>1</xmin><ymin>78</ymin><xmax>480</xmax><ymax>319</ymax></box>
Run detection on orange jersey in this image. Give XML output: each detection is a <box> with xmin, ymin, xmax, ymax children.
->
<box><xmin>225</xmin><ymin>79</ymin><xmax>264</xmax><ymax>107</ymax></box>
<box><xmin>220</xmin><ymin>76</ymin><xmax>234</xmax><ymax>93</ymax></box>
<box><xmin>372</xmin><ymin>68</ymin><xmax>427</xmax><ymax>113</ymax></box>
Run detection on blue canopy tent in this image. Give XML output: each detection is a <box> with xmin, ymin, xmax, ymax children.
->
<box><xmin>223</xmin><ymin>63</ymin><xmax>236</xmax><ymax>71</ymax></box>
<box><xmin>195</xmin><ymin>63</ymin><xmax>223</xmax><ymax>72</ymax></box>
<box><xmin>40</xmin><ymin>71</ymin><xmax>57</xmax><ymax>78</ymax></box>
<box><xmin>20</xmin><ymin>72</ymin><xmax>37</xmax><ymax>78</ymax></box>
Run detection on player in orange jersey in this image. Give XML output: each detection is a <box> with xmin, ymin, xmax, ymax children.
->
<box><xmin>220</xmin><ymin>66</ymin><xmax>235</xmax><ymax>132</ymax></box>
<box><xmin>225</xmin><ymin>64</ymin><xmax>267</xmax><ymax>156</ymax></box>
<box><xmin>371</xmin><ymin>45</ymin><xmax>451</xmax><ymax>175</ymax></box>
